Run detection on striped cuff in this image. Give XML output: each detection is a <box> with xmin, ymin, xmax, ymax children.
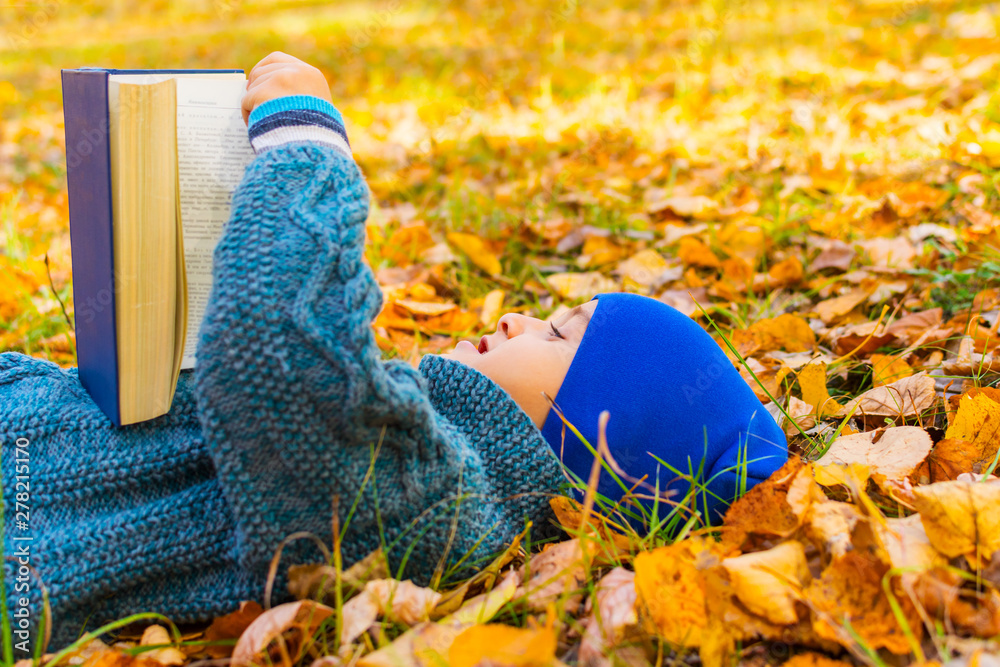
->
<box><xmin>247</xmin><ymin>95</ymin><xmax>352</xmax><ymax>159</ymax></box>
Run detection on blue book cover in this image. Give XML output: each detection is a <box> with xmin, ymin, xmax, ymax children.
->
<box><xmin>61</xmin><ymin>67</ymin><xmax>243</xmax><ymax>427</ymax></box>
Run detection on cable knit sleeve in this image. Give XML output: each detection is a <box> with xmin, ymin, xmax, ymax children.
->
<box><xmin>194</xmin><ymin>100</ymin><xmax>456</xmax><ymax>572</ymax></box>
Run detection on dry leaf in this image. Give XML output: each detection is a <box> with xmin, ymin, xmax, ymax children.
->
<box><xmin>516</xmin><ymin>538</ymin><xmax>591</xmax><ymax>611</ymax></box>
<box><xmin>797</xmin><ymin>362</ymin><xmax>842</xmax><ymax>417</ymax></box>
<box><xmin>911</xmin><ymin>480</ymin><xmax>1000</xmax><ymax>561</ymax></box>
<box><xmin>364</xmin><ymin>579</ymin><xmax>442</xmax><ymax>625</ymax></box>
<box><xmin>803</xmin><ymin>550</ymin><xmax>922</xmax><ymax>654</ymax></box>
<box><xmin>648</xmin><ymin>194</ymin><xmax>717</xmax><ymax>219</ymax></box>
<box><xmin>721</xmin><ymin>541</ymin><xmax>811</xmax><ymax>625</ymax></box>
<box><xmin>204</xmin><ymin>601</ymin><xmax>265</xmax><ymax>658</ymax></box>
<box><xmin>814</xmin><ymin>426</ymin><xmax>933</xmax><ymax>488</ymax></box>
<box><xmin>748</xmin><ymin>313</ymin><xmax>816</xmax><ymax>353</ymax></box>
<box><xmin>439</xmin><ymin>569</ymin><xmax>519</xmax><ymax>626</ymax></box>
<box><xmin>813</xmin><ymin>290</ymin><xmax>870</xmax><ymax>324</ymax></box>
<box><xmin>840</xmin><ymin>372</ymin><xmax>937</xmax><ymax>420</ymax></box>
<box><xmin>448</xmin><ymin>624</ymin><xmax>557</xmax><ymax>667</ymax></box>
<box><xmin>634</xmin><ymin>536</ymin><xmax>727</xmax><ymax>646</ymax></box>
<box><xmin>677</xmin><ymin>237</ymin><xmax>721</xmax><ymax>268</ymax></box>
<box><xmin>578</xmin><ymin>567</ymin><xmax>640</xmax><ymax>666</ymax></box>
<box><xmin>134</xmin><ymin>626</ymin><xmax>186</xmax><ymax>667</ymax></box>
<box><xmin>231</xmin><ymin>601</ymin><xmax>334</xmax><ymax>667</ymax></box>
<box><xmin>546</xmin><ymin>271</ymin><xmax>617</xmax><ymax>299</ymax></box>
<box><xmin>446</xmin><ymin>232</ymin><xmax>502</xmax><ymax>276</ymax></box>
<box><xmin>870</xmin><ymin>353</ymin><xmax>913</xmax><ymax>386</ymax></box>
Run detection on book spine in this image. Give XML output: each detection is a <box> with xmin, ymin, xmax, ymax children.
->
<box><xmin>61</xmin><ymin>69</ymin><xmax>122</xmax><ymax>427</ymax></box>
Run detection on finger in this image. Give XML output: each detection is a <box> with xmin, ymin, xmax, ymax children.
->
<box><xmin>248</xmin><ymin>51</ymin><xmax>299</xmax><ymax>78</ymax></box>
<box><xmin>246</xmin><ymin>62</ymin><xmax>291</xmax><ymax>86</ymax></box>
<box><xmin>244</xmin><ymin>69</ymin><xmax>285</xmax><ymax>99</ymax></box>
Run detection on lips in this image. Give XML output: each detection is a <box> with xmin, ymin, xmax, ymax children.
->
<box><xmin>478</xmin><ymin>336</ymin><xmax>488</xmax><ymax>354</ymax></box>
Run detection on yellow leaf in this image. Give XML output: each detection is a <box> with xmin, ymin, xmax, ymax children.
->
<box><xmin>546</xmin><ymin>271</ymin><xmax>617</xmax><ymax>299</ymax></box>
<box><xmin>748</xmin><ymin>313</ymin><xmax>816</xmax><ymax>353</ymax></box>
<box><xmin>383</xmin><ymin>223</ymin><xmax>435</xmax><ymax>267</ymax></box>
<box><xmin>678</xmin><ymin>237</ymin><xmax>721</xmax><ymax>268</ymax></box>
<box><xmin>870</xmin><ymin>353</ymin><xmax>913</xmax><ymax>387</ymax></box>
<box><xmin>797</xmin><ymin>363</ymin><xmax>841</xmax><ymax>417</ymax></box>
<box><xmin>479</xmin><ymin>289</ymin><xmax>505</xmax><ymax>327</ymax></box>
<box><xmin>635</xmin><ymin>537</ymin><xmax>723</xmax><ymax>647</ymax></box>
<box><xmin>911</xmin><ymin>480</ymin><xmax>1000</xmax><ymax>561</ymax></box>
<box><xmin>616</xmin><ymin>248</ymin><xmax>670</xmax><ymax>286</ymax></box>
<box><xmin>449</xmin><ymin>624</ymin><xmax>557</xmax><ymax>667</ymax></box>
<box><xmin>446</xmin><ymin>232</ymin><xmax>502</xmax><ymax>276</ymax></box>
<box><xmin>812</xmin><ymin>290</ymin><xmax>869</xmax><ymax>324</ymax></box>
<box><xmin>721</xmin><ymin>541</ymin><xmax>811</xmax><ymax>625</ymax></box>
<box><xmin>803</xmin><ymin>551</ymin><xmax>923</xmax><ymax>654</ymax></box>
<box><xmin>767</xmin><ymin>257</ymin><xmax>804</xmax><ymax>287</ymax></box>
<box><xmin>814</xmin><ymin>426</ymin><xmax>933</xmax><ymax>488</ymax></box>
<box><xmin>394</xmin><ymin>299</ymin><xmax>457</xmax><ymax>317</ymax></box>
<box><xmin>840</xmin><ymin>372</ymin><xmax>937</xmax><ymax>420</ymax></box>
<box><xmin>945</xmin><ymin>393</ymin><xmax>1000</xmax><ymax>455</ymax></box>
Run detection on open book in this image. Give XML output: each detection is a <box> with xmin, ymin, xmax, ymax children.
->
<box><xmin>62</xmin><ymin>68</ymin><xmax>257</xmax><ymax>426</ymax></box>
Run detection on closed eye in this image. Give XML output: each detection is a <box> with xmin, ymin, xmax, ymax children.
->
<box><xmin>550</xmin><ymin>321</ymin><xmax>565</xmax><ymax>339</ymax></box>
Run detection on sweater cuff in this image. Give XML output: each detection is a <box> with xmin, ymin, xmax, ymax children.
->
<box><xmin>247</xmin><ymin>95</ymin><xmax>352</xmax><ymax>159</ymax></box>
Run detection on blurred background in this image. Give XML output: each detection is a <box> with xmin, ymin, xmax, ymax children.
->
<box><xmin>1</xmin><ymin>0</ymin><xmax>998</xmax><ymax>368</ymax></box>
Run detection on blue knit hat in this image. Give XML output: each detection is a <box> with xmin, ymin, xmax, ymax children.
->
<box><xmin>539</xmin><ymin>292</ymin><xmax>787</xmax><ymax>529</ymax></box>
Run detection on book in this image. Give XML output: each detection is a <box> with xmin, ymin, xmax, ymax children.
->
<box><xmin>61</xmin><ymin>68</ymin><xmax>257</xmax><ymax>427</ymax></box>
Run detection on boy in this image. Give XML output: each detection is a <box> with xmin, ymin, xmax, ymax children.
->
<box><xmin>1</xmin><ymin>52</ymin><xmax>785</xmax><ymax>652</ymax></box>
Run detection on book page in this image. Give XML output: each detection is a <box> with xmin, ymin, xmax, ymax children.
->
<box><xmin>175</xmin><ymin>76</ymin><xmax>256</xmax><ymax>369</ymax></box>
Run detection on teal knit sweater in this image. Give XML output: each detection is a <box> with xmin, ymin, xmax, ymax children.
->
<box><xmin>1</xmin><ymin>97</ymin><xmax>566</xmax><ymax>655</ymax></box>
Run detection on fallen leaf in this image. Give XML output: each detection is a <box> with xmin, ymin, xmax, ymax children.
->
<box><xmin>648</xmin><ymin>194</ymin><xmax>717</xmax><ymax>219</ymax></box>
<box><xmin>615</xmin><ymin>248</ymin><xmax>672</xmax><ymax>287</ymax></box>
<box><xmin>231</xmin><ymin>601</ymin><xmax>334</xmax><ymax>667</ymax></box>
<box><xmin>479</xmin><ymin>289</ymin><xmax>505</xmax><ymax>327</ymax></box>
<box><xmin>138</xmin><ymin>626</ymin><xmax>186</xmax><ymax>667</ymax></box>
<box><xmin>945</xmin><ymin>392</ymin><xmax>1000</xmax><ymax>461</ymax></box>
<box><xmin>634</xmin><ymin>537</ymin><xmax>724</xmax><ymax>647</ymax></box>
<box><xmin>449</xmin><ymin>624</ymin><xmax>557</xmax><ymax>667</ymax></box>
<box><xmin>911</xmin><ymin>480</ymin><xmax>1000</xmax><ymax>561</ymax></box>
<box><xmin>797</xmin><ymin>362</ymin><xmax>842</xmax><ymax>417</ymax></box>
<box><xmin>383</xmin><ymin>224</ymin><xmax>435</xmax><ymax>267</ymax></box>
<box><xmin>364</xmin><ymin>579</ymin><xmax>442</xmax><ymax>625</ymax></box>
<box><xmin>546</xmin><ymin>271</ymin><xmax>617</xmax><ymax>299</ymax></box>
<box><xmin>814</xmin><ymin>426</ymin><xmax>933</xmax><ymax>488</ymax></box>
<box><xmin>720</xmin><ymin>457</ymin><xmax>807</xmax><ymax>551</ymax></box>
<box><xmin>813</xmin><ymin>290</ymin><xmax>870</xmax><ymax>324</ymax></box>
<box><xmin>439</xmin><ymin>569</ymin><xmax>520</xmax><ymax>626</ymax></box>
<box><xmin>515</xmin><ymin>538</ymin><xmax>592</xmax><ymax>611</ymax></box>
<box><xmin>578</xmin><ymin>567</ymin><xmax>640</xmax><ymax>666</ymax></box>
<box><xmin>802</xmin><ymin>499</ymin><xmax>863</xmax><ymax>559</ymax></box>
<box><xmin>748</xmin><ymin>313</ymin><xmax>816</xmax><ymax>353</ymax></box>
<box><xmin>677</xmin><ymin>237</ymin><xmax>721</xmax><ymax>268</ymax></box>
<box><xmin>883</xmin><ymin>308</ymin><xmax>943</xmax><ymax>345</ymax></box>
<box><xmin>809</xmin><ymin>241</ymin><xmax>855</xmax><ymax>273</ymax></box>
<box><xmin>870</xmin><ymin>353</ymin><xmax>913</xmax><ymax>386</ymax></box>
<box><xmin>204</xmin><ymin>601</ymin><xmax>265</xmax><ymax>658</ymax></box>
<box><xmin>394</xmin><ymin>299</ymin><xmax>457</xmax><ymax>317</ymax></box>
<box><xmin>446</xmin><ymin>232</ymin><xmax>502</xmax><ymax>276</ymax></box>
<box><xmin>548</xmin><ymin>496</ymin><xmax>635</xmax><ymax>551</ymax></box>
<box><xmin>721</xmin><ymin>541</ymin><xmax>811</xmax><ymax>625</ymax></box>
<box><xmin>803</xmin><ymin>550</ymin><xmax>922</xmax><ymax>654</ymax></box>
<box><xmin>840</xmin><ymin>372</ymin><xmax>937</xmax><ymax>421</ymax></box>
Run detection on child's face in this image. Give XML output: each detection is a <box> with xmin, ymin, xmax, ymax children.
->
<box><xmin>440</xmin><ymin>300</ymin><xmax>598</xmax><ymax>428</ymax></box>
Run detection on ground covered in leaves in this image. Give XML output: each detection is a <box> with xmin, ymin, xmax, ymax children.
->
<box><xmin>2</xmin><ymin>0</ymin><xmax>1000</xmax><ymax>665</ymax></box>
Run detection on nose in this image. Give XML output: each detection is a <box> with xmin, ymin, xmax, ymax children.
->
<box><xmin>498</xmin><ymin>312</ymin><xmax>523</xmax><ymax>338</ymax></box>
<box><xmin>497</xmin><ymin>312</ymin><xmax>542</xmax><ymax>339</ymax></box>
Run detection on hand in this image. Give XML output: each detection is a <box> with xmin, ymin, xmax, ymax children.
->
<box><xmin>241</xmin><ymin>51</ymin><xmax>333</xmax><ymax>126</ymax></box>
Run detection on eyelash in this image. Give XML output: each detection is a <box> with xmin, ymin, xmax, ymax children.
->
<box><xmin>550</xmin><ymin>322</ymin><xmax>565</xmax><ymax>339</ymax></box>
